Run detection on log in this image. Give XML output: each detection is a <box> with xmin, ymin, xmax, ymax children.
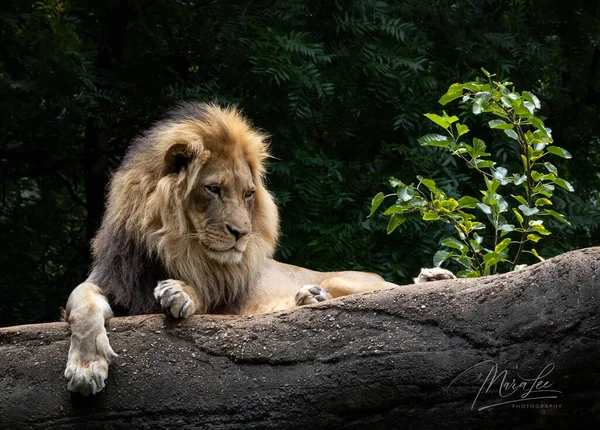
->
<box><xmin>1</xmin><ymin>247</ymin><xmax>599</xmax><ymax>429</ymax></box>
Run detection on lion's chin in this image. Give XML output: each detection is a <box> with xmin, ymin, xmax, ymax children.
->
<box><xmin>204</xmin><ymin>247</ymin><xmax>244</xmax><ymax>265</ymax></box>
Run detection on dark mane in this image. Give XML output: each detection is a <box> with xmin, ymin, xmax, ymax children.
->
<box><xmin>90</xmin><ymin>223</ymin><xmax>165</xmax><ymax>314</ymax></box>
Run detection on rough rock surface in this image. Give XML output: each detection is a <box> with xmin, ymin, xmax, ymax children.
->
<box><xmin>1</xmin><ymin>247</ymin><xmax>599</xmax><ymax>429</ymax></box>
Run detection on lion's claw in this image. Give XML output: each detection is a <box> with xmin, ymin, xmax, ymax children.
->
<box><xmin>154</xmin><ymin>280</ymin><xmax>196</xmax><ymax>318</ymax></box>
<box><xmin>64</xmin><ymin>331</ymin><xmax>117</xmax><ymax>396</ymax></box>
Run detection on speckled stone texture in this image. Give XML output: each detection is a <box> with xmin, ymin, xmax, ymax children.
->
<box><xmin>1</xmin><ymin>247</ymin><xmax>599</xmax><ymax>429</ymax></box>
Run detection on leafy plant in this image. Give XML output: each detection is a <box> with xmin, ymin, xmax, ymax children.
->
<box><xmin>370</xmin><ymin>69</ymin><xmax>574</xmax><ymax>277</ymax></box>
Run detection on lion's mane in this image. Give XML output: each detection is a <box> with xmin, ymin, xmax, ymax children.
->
<box><xmin>89</xmin><ymin>103</ymin><xmax>279</xmax><ymax>314</ymax></box>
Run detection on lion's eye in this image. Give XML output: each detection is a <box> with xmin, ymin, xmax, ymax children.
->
<box><xmin>206</xmin><ymin>185</ymin><xmax>221</xmax><ymax>196</ymax></box>
<box><xmin>245</xmin><ymin>189</ymin><xmax>255</xmax><ymax>199</ymax></box>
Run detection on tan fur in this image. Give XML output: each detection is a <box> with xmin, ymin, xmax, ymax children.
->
<box><xmin>91</xmin><ymin>104</ymin><xmax>277</xmax><ymax>314</ymax></box>
<box><xmin>64</xmin><ymin>102</ymin><xmax>455</xmax><ymax>395</ymax></box>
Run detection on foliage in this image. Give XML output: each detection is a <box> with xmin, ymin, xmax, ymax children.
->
<box><xmin>371</xmin><ymin>70</ymin><xmax>574</xmax><ymax>277</ymax></box>
<box><xmin>1</xmin><ymin>0</ymin><xmax>599</xmax><ymax>325</ymax></box>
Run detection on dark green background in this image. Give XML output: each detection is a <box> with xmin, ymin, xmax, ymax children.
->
<box><xmin>1</xmin><ymin>0</ymin><xmax>599</xmax><ymax>326</ymax></box>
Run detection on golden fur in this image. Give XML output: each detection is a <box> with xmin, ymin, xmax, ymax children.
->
<box><xmin>92</xmin><ymin>103</ymin><xmax>278</xmax><ymax>314</ymax></box>
<box><xmin>64</xmin><ymin>102</ymin><xmax>455</xmax><ymax>395</ymax></box>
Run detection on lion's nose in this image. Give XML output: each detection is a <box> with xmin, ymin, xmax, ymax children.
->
<box><xmin>226</xmin><ymin>223</ymin><xmax>250</xmax><ymax>241</ymax></box>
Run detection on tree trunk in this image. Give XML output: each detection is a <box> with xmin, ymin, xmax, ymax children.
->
<box><xmin>1</xmin><ymin>247</ymin><xmax>599</xmax><ymax>429</ymax></box>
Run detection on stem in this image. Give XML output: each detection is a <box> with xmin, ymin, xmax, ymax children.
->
<box><xmin>492</xmin><ymin>211</ymin><xmax>499</xmax><ymax>275</ymax></box>
<box><xmin>510</xmin><ymin>114</ymin><xmax>533</xmax><ymax>270</ymax></box>
<box><xmin>457</xmin><ymin>225</ymin><xmax>484</xmax><ymax>276</ymax></box>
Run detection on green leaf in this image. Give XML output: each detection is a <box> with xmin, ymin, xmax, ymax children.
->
<box><xmin>389</xmin><ymin>177</ymin><xmax>405</xmax><ymax>188</ymax></box>
<box><xmin>382</xmin><ymin>205</ymin><xmax>406</xmax><ymax>215</ymax></box>
<box><xmin>498</xmin><ymin>223</ymin><xmax>515</xmax><ymax>233</ymax></box>
<box><xmin>552</xmin><ymin>178</ymin><xmax>575</xmax><ymax>192</ymax></box>
<box><xmin>469</xmin><ymin>238</ymin><xmax>482</xmax><ymax>252</ymax></box>
<box><xmin>531</xmin><ymin>223</ymin><xmax>551</xmax><ymax>236</ymax></box>
<box><xmin>418</xmin><ymin>133</ymin><xmax>450</xmax><ymax>147</ymax></box>
<box><xmin>474</xmin><ymin>160</ymin><xmax>495</xmax><ymax>168</ymax></box>
<box><xmin>433</xmin><ymin>250</ymin><xmax>452</xmax><ymax>267</ymax></box>
<box><xmin>504</xmin><ymin>129</ymin><xmax>519</xmax><ymax>140</ymax></box>
<box><xmin>369</xmin><ymin>192</ymin><xmax>384</xmax><ymax>217</ymax></box>
<box><xmin>492</xmin><ymin>167</ymin><xmax>508</xmax><ymax>181</ymax></box>
<box><xmin>441</xmin><ymin>237</ymin><xmax>467</xmax><ymax>252</ymax></box>
<box><xmin>488</xmin><ymin>119</ymin><xmax>513</xmax><ymax>130</ymax></box>
<box><xmin>520</xmin><ymin>154</ymin><xmax>528</xmax><ymax>170</ymax></box>
<box><xmin>438</xmin><ymin>198</ymin><xmax>459</xmax><ymax>211</ymax></box>
<box><xmin>514</xmin><ymin>102</ymin><xmax>533</xmax><ymax>118</ymax></box>
<box><xmin>458</xmin><ymin>196</ymin><xmax>479</xmax><ymax>208</ymax></box>
<box><xmin>410</xmin><ymin>197</ymin><xmax>428</xmax><ymax>206</ymax></box>
<box><xmin>531</xmin><ymin>170</ymin><xmax>550</xmax><ymax>182</ymax></box>
<box><xmin>420</xmin><ymin>178</ymin><xmax>437</xmax><ymax>193</ymax></box>
<box><xmin>398</xmin><ymin>186</ymin><xmax>414</xmax><ymax>202</ymax></box>
<box><xmin>534</xmin><ymin>198</ymin><xmax>552</xmax><ymax>207</ymax></box>
<box><xmin>513</xmin><ymin>208</ymin><xmax>524</xmax><ymax>224</ymax></box>
<box><xmin>495</xmin><ymin>238</ymin><xmax>512</xmax><ymax>253</ymax></box>
<box><xmin>472</xmin><ymin>138</ymin><xmax>489</xmax><ymax>157</ymax></box>
<box><xmin>484</xmin><ymin>176</ymin><xmax>499</xmax><ymax>193</ymax></box>
<box><xmin>424</xmin><ymin>113</ymin><xmax>450</xmax><ymax>130</ymax></box>
<box><xmin>527</xmin><ymin>233</ymin><xmax>542</xmax><ymax>243</ymax></box>
<box><xmin>522</xmin><ymin>91</ymin><xmax>541</xmax><ymax>109</ymax></box>
<box><xmin>456</xmin><ymin>123</ymin><xmax>469</xmax><ymax>137</ymax></box>
<box><xmin>423</xmin><ymin>210</ymin><xmax>440</xmax><ymax>221</ymax></box>
<box><xmin>544</xmin><ymin>162</ymin><xmax>557</xmax><ymax>174</ymax></box>
<box><xmin>500</xmin><ymin>96</ymin><xmax>514</xmax><ymax>108</ymax></box>
<box><xmin>518</xmin><ymin>204</ymin><xmax>539</xmax><ymax>216</ymax></box>
<box><xmin>496</xmin><ymin>195</ymin><xmax>509</xmax><ymax>213</ymax></box>
<box><xmin>542</xmin><ymin>209</ymin><xmax>571</xmax><ymax>225</ymax></box>
<box><xmin>528</xmin><ymin>116</ymin><xmax>551</xmax><ymax>139</ymax></box>
<box><xmin>483</xmin><ymin>252</ymin><xmax>502</xmax><ymax>268</ymax></box>
<box><xmin>464</xmin><ymin>270</ymin><xmax>481</xmax><ymax>278</ymax></box>
<box><xmin>444</xmin><ymin>113</ymin><xmax>460</xmax><ymax>125</ymax></box>
<box><xmin>472</xmin><ymin>91</ymin><xmax>491</xmax><ymax>114</ymax></box>
<box><xmin>476</xmin><ymin>202</ymin><xmax>492</xmax><ymax>214</ymax></box>
<box><xmin>386</xmin><ymin>213</ymin><xmax>406</xmax><ymax>234</ymax></box>
<box><xmin>531</xmin><ymin>248</ymin><xmax>545</xmax><ymax>261</ymax></box>
<box><xmin>439</xmin><ymin>83</ymin><xmax>464</xmax><ymax>105</ymax></box>
<box><xmin>513</xmin><ymin>174</ymin><xmax>527</xmax><ymax>185</ymax></box>
<box><xmin>546</xmin><ymin>146</ymin><xmax>572</xmax><ymax>159</ymax></box>
<box><xmin>455</xmin><ymin>210</ymin><xmax>476</xmax><ymax>221</ymax></box>
<box><xmin>532</xmin><ymin>183</ymin><xmax>555</xmax><ymax>197</ymax></box>
<box><xmin>523</xmin><ymin>101</ymin><xmax>536</xmax><ymax>115</ymax></box>
<box><xmin>471</xmin><ymin>222</ymin><xmax>486</xmax><ymax>231</ymax></box>
<box><xmin>512</xmin><ymin>194</ymin><xmax>528</xmax><ymax>205</ymax></box>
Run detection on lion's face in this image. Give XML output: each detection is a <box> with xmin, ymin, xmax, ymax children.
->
<box><xmin>119</xmin><ymin>103</ymin><xmax>279</xmax><ymax>279</ymax></box>
<box><xmin>187</xmin><ymin>153</ymin><xmax>256</xmax><ymax>264</ymax></box>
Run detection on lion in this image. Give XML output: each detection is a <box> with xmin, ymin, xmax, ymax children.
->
<box><xmin>64</xmin><ymin>102</ymin><xmax>455</xmax><ymax>395</ymax></box>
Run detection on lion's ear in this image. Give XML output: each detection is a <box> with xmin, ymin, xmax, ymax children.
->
<box><xmin>164</xmin><ymin>143</ymin><xmax>192</xmax><ymax>174</ymax></box>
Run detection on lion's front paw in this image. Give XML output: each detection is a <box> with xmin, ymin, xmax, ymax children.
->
<box><xmin>413</xmin><ymin>267</ymin><xmax>457</xmax><ymax>284</ymax></box>
<box><xmin>296</xmin><ymin>284</ymin><xmax>333</xmax><ymax>306</ymax></box>
<box><xmin>64</xmin><ymin>331</ymin><xmax>117</xmax><ymax>396</ymax></box>
<box><xmin>154</xmin><ymin>279</ymin><xmax>196</xmax><ymax>318</ymax></box>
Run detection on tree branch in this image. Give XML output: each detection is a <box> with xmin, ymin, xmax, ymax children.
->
<box><xmin>55</xmin><ymin>172</ymin><xmax>87</xmax><ymax>210</ymax></box>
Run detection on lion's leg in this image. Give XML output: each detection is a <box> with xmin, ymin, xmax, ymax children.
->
<box><xmin>295</xmin><ymin>277</ymin><xmax>398</xmax><ymax>305</ymax></box>
<box><xmin>64</xmin><ymin>282</ymin><xmax>118</xmax><ymax>396</ymax></box>
<box><xmin>321</xmin><ymin>277</ymin><xmax>401</xmax><ymax>298</ymax></box>
<box><xmin>154</xmin><ymin>279</ymin><xmax>200</xmax><ymax>318</ymax></box>
<box><xmin>296</xmin><ymin>268</ymin><xmax>456</xmax><ymax>305</ymax></box>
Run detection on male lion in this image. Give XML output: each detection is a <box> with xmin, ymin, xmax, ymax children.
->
<box><xmin>64</xmin><ymin>102</ymin><xmax>454</xmax><ymax>395</ymax></box>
